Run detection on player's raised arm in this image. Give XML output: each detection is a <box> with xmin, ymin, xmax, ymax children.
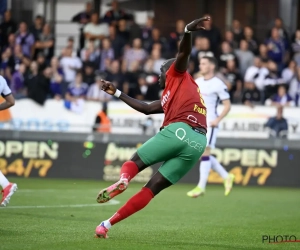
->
<box><xmin>175</xmin><ymin>16</ymin><xmax>210</xmax><ymax>72</ymax></box>
<box><xmin>100</xmin><ymin>79</ymin><xmax>163</xmax><ymax>115</ymax></box>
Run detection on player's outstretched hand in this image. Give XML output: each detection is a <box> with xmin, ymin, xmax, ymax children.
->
<box><xmin>186</xmin><ymin>16</ymin><xmax>210</xmax><ymax>31</ymax></box>
<box><xmin>100</xmin><ymin>79</ymin><xmax>117</xmax><ymax>96</ymax></box>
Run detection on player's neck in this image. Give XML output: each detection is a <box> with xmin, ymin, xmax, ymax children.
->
<box><xmin>203</xmin><ymin>73</ymin><xmax>214</xmax><ymax>81</ymax></box>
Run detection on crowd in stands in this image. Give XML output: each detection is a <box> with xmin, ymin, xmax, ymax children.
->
<box><xmin>0</xmin><ymin>0</ymin><xmax>300</xmax><ymax>113</ymax></box>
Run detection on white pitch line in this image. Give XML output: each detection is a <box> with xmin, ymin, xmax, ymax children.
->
<box><xmin>0</xmin><ymin>200</ymin><xmax>120</xmax><ymax>209</ymax></box>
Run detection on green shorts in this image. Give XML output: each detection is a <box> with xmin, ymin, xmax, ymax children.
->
<box><xmin>137</xmin><ymin>122</ymin><xmax>207</xmax><ymax>184</ymax></box>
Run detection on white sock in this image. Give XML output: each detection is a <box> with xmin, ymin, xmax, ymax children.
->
<box><xmin>101</xmin><ymin>220</ymin><xmax>112</xmax><ymax>229</ymax></box>
<box><xmin>197</xmin><ymin>156</ymin><xmax>212</xmax><ymax>190</ymax></box>
<box><xmin>0</xmin><ymin>170</ymin><xmax>10</xmax><ymax>189</ymax></box>
<box><xmin>210</xmin><ymin>156</ymin><xmax>229</xmax><ymax>179</ymax></box>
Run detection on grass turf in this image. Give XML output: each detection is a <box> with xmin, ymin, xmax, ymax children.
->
<box><xmin>0</xmin><ymin>178</ymin><xmax>299</xmax><ymax>250</ymax></box>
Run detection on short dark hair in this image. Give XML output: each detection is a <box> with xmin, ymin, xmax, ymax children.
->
<box><xmin>161</xmin><ymin>58</ymin><xmax>176</xmax><ymax>72</ymax></box>
<box><xmin>201</xmin><ymin>56</ymin><xmax>218</xmax><ymax>70</ymax></box>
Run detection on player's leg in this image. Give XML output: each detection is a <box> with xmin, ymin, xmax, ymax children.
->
<box><xmin>96</xmin><ymin>154</ymin><xmax>145</xmax><ymax>203</ymax></box>
<box><xmin>96</xmin><ymin>125</ymin><xmax>182</xmax><ymax>203</ymax></box>
<box><xmin>95</xmin><ymin>171</ymin><xmax>172</xmax><ymax>238</ymax></box>
<box><xmin>187</xmin><ymin>126</ymin><xmax>217</xmax><ymax>197</ymax></box>
<box><xmin>187</xmin><ymin>147</ymin><xmax>211</xmax><ymax>197</ymax></box>
<box><xmin>0</xmin><ymin>170</ymin><xmax>17</xmax><ymax>207</ymax></box>
<box><xmin>210</xmin><ymin>156</ymin><xmax>235</xmax><ymax>196</ymax></box>
<box><xmin>95</xmin><ymin>123</ymin><xmax>206</xmax><ymax>238</ymax></box>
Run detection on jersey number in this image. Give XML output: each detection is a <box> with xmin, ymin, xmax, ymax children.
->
<box><xmin>197</xmin><ymin>88</ymin><xmax>205</xmax><ymax>106</ymax></box>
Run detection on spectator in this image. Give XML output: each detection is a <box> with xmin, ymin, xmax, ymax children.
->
<box><xmin>8</xmin><ymin>44</ymin><xmax>24</xmax><ymax>73</ymax></box>
<box><xmin>5</xmin><ymin>33</ymin><xmax>16</xmax><ymax>53</ymax></box>
<box><xmin>82</xmin><ymin>62</ymin><xmax>96</xmax><ymax>86</ymax></box>
<box><xmin>144</xmin><ymin>48</ymin><xmax>165</xmax><ymax>75</ymax></box>
<box><xmin>144</xmin><ymin>28</ymin><xmax>169</xmax><ymax>57</ymax></box>
<box><xmin>34</xmin><ymin>23</ymin><xmax>54</xmax><ymax>61</ymax></box>
<box><xmin>71</xmin><ymin>2</ymin><xmax>93</xmax><ymax>51</ymax></box>
<box><xmin>142</xmin><ymin>17</ymin><xmax>154</xmax><ymax>41</ymax></box>
<box><xmin>117</xmin><ymin>19</ymin><xmax>130</xmax><ymax>45</ymax></box>
<box><xmin>0</xmin><ymin>10</ymin><xmax>17</xmax><ymax>49</ymax></box>
<box><xmin>64</xmin><ymin>71</ymin><xmax>88</xmax><ymax>114</ymax></box>
<box><xmin>122</xmin><ymin>38</ymin><xmax>147</xmax><ymax>73</ymax></box>
<box><xmin>106</xmin><ymin>60</ymin><xmax>127</xmax><ymax>94</ymax></box>
<box><xmin>59</xmin><ymin>47</ymin><xmax>82</xmax><ymax>83</ymax></box>
<box><xmin>242</xmin><ymin>81</ymin><xmax>261</xmax><ymax>108</ymax></box>
<box><xmin>194</xmin><ymin>38</ymin><xmax>214</xmax><ymax>68</ymax></box>
<box><xmin>267</xmin><ymin>18</ymin><xmax>289</xmax><ymax>43</ymax></box>
<box><xmin>22</xmin><ymin>56</ymin><xmax>32</xmax><ymax>78</ymax></box>
<box><xmin>224</xmin><ymin>30</ymin><xmax>238</xmax><ymax>50</ymax></box>
<box><xmin>80</xmin><ymin>40</ymin><xmax>100</xmax><ymax>64</ymax></box>
<box><xmin>26</xmin><ymin>66</ymin><xmax>51</xmax><ymax>105</ymax></box>
<box><xmin>195</xmin><ymin>15</ymin><xmax>222</xmax><ymax>55</ymax></box>
<box><xmin>265</xmin><ymin>85</ymin><xmax>294</xmax><ymax>107</ymax></box>
<box><xmin>289</xmin><ymin>67</ymin><xmax>300</xmax><ymax>106</ymax></box>
<box><xmin>243</xmin><ymin>26</ymin><xmax>258</xmax><ymax>55</ymax></box>
<box><xmin>264</xmin><ymin>106</ymin><xmax>288</xmax><ymax>139</ymax></box>
<box><xmin>224</xmin><ymin>59</ymin><xmax>243</xmax><ymax>103</ymax></box>
<box><xmin>218</xmin><ymin>41</ymin><xmax>239</xmax><ymax>71</ymax></box>
<box><xmin>10</xmin><ymin>63</ymin><xmax>26</xmax><ymax>99</ymax></box>
<box><xmin>263</xmin><ymin>60</ymin><xmax>286</xmax><ymax>100</ymax></box>
<box><xmin>291</xmin><ymin>29</ymin><xmax>300</xmax><ymax>66</ymax></box>
<box><xmin>66</xmin><ymin>36</ymin><xmax>74</xmax><ymax>51</ymax></box>
<box><xmin>36</xmin><ymin>53</ymin><xmax>47</xmax><ymax>73</ymax></box>
<box><xmin>30</xmin><ymin>15</ymin><xmax>44</xmax><ymax>41</ymax></box>
<box><xmin>84</xmin><ymin>12</ymin><xmax>109</xmax><ymax>49</ymax></box>
<box><xmin>108</xmin><ymin>24</ymin><xmax>127</xmax><ymax>60</ymax></box>
<box><xmin>231</xmin><ymin>19</ymin><xmax>243</xmax><ymax>44</ymax></box>
<box><xmin>169</xmin><ymin>19</ymin><xmax>185</xmax><ymax>56</ymax></box>
<box><xmin>0</xmin><ymin>48</ymin><xmax>12</xmax><ymax>81</ymax></box>
<box><xmin>103</xmin><ymin>0</ymin><xmax>127</xmax><ymax>26</ymax></box>
<box><xmin>140</xmin><ymin>117</ymin><xmax>155</xmax><ymax>135</ymax></box>
<box><xmin>87</xmin><ymin>75</ymin><xmax>112</xmax><ymax>102</ymax></box>
<box><xmin>49</xmin><ymin>56</ymin><xmax>64</xmax><ymax>100</ymax></box>
<box><xmin>191</xmin><ymin>36</ymin><xmax>203</xmax><ymax>58</ymax></box>
<box><xmin>93</xmin><ymin>102</ymin><xmax>111</xmax><ymax>133</ymax></box>
<box><xmin>131</xmin><ymin>73</ymin><xmax>159</xmax><ymax>101</ymax></box>
<box><xmin>127</xmin><ymin>14</ymin><xmax>143</xmax><ymax>43</ymax></box>
<box><xmin>97</xmin><ymin>37</ymin><xmax>114</xmax><ymax>72</ymax></box>
<box><xmin>281</xmin><ymin>60</ymin><xmax>296</xmax><ymax>85</ymax></box>
<box><xmin>15</xmin><ymin>22</ymin><xmax>35</xmax><ymax>58</ymax></box>
<box><xmin>258</xmin><ymin>44</ymin><xmax>269</xmax><ymax>62</ymax></box>
<box><xmin>235</xmin><ymin>40</ymin><xmax>254</xmax><ymax>77</ymax></box>
<box><xmin>266</xmin><ymin>28</ymin><xmax>288</xmax><ymax>73</ymax></box>
<box><xmin>244</xmin><ymin>57</ymin><xmax>267</xmax><ymax>98</ymax></box>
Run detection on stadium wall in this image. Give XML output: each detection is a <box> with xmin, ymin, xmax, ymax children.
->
<box><xmin>0</xmin><ymin>131</ymin><xmax>299</xmax><ymax>187</ymax></box>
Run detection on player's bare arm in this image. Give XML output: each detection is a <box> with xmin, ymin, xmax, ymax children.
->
<box><xmin>0</xmin><ymin>94</ymin><xmax>15</xmax><ymax>111</ymax></box>
<box><xmin>175</xmin><ymin>16</ymin><xmax>210</xmax><ymax>72</ymax></box>
<box><xmin>101</xmin><ymin>79</ymin><xmax>163</xmax><ymax>115</ymax></box>
<box><xmin>210</xmin><ymin>99</ymin><xmax>231</xmax><ymax>127</ymax></box>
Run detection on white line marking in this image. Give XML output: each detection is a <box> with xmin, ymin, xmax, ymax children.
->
<box><xmin>0</xmin><ymin>200</ymin><xmax>120</xmax><ymax>209</ymax></box>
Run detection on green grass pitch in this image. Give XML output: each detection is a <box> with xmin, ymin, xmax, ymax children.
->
<box><xmin>1</xmin><ymin>178</ymin><xmax>300</xmax><ymax>250</ymax></box>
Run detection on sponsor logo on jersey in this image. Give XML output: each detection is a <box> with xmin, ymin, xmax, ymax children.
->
<box><xmin>161</xmin><ymin>90</ymin><xmax>170</xmax><ymax>107</ymax></box>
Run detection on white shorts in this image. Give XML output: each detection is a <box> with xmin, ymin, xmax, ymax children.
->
<box><xmin>206</xmin><ymin>126</ymin><xmax>218</xmax><ymax>149</ymax></box>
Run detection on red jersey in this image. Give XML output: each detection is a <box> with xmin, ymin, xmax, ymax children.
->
<box><xmin>161</xmin><ymin>63</ymin><xmax>207</xmax><ymax>130</ymax></box>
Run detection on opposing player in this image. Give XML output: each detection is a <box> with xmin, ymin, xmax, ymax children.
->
<box><xmin>0</xmin><ymin>76</ymin><xmax>17</xmax><ymax>206</ymax></box>
<box><xmin>187</xmin><ymin>56</ymin><xmax>234</xmax><ymax>198</ymax></box>
<box><xmin>94</xmin><ymin>16</ymin><xmax>210</xmax><ymax>238</ymax></box>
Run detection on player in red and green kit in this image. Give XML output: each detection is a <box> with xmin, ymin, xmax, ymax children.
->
<box><xmin>95</xmin><ymin>16</ymin><xmax>210</xmax><ymax>238</ymax></box>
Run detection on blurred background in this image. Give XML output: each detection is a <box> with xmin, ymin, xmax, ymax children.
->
<box><xmin>0</xmin><ymin>0</ymin><xmax>299</xmax><ymax>187</ymax></box>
